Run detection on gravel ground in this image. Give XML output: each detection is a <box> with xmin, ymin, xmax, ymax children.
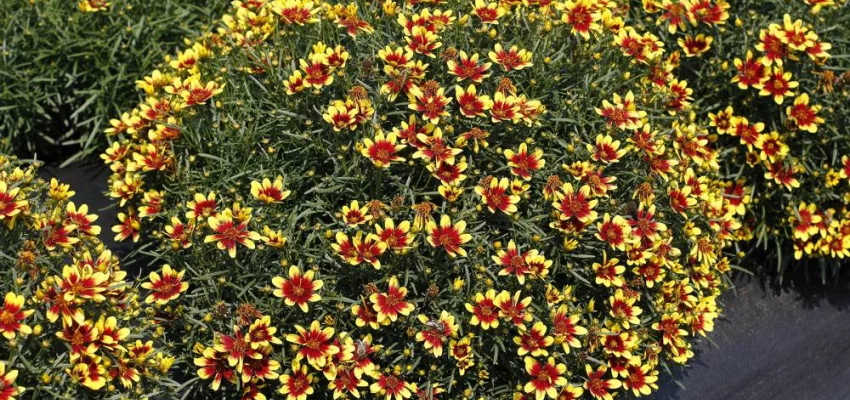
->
<box><xmin>47</xmin><ymin>161</ymin><xmax>850</xmax><ymax>400</ymax></box>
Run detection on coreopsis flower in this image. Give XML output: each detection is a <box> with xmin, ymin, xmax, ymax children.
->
<box><xmin>475</xmin><ymin>176</ymin><xmax>520</xmax><ymax>215</ymax></box>
<box><xmin>666</xmin><ymin>79</ymin><xmax>693</xmax><ymax>113</ymax></box>
<box><xmin>370</xmin><ymin>372</ymin><xmax>413</xmax><ymax>400</ymax></box>
<box><xmin>777</xmin><ymin>14</ymin><xmax>816</xmax><ymax>51</ymax></box>
<box><xmin>584</xmin><ymin>365</ymin><xmax>621</xmax><ymax>400</ymax></box>
<box><xmin>0</xmin><ymin>362</ymin><xmax>23</xmax><ymax>400</ymax></box>
<box><xmin>495</xmin><ymin>290</ymin><xmax>533</xmax><ymax>326</ymax></box>
<box><xmin>446</xmin><ymin>51</ymin><xmax>491</xmax><ymax>83</ymax></box>
<box><xmin>589</xmin><ymin>134</ymin><xmax>628</xmax><ymax>164</ymax></box>
<box><xmin>505</xmin><ymin>143</ymin><xmax>545</xmax><ymax>180</ymax></box>
<box><xmin>514</xmin><ymin>322</ymin><xmax>554</xmax><ymax>357</ymax></box>
<box><xmin>678</xmin><ymin>34</ymin><xmax>713</xmax><ymax>57</ymax></box>
<box><xmin>181</xmin><ymin>80</ymin><xmax>224</xmax><ymax>106</ymax></box>
<box><xmin>195</xmin><ymin>347</ymin><xmax>236</xmax><ymax>391</ymax></box>
<box><xmin>0</xmin><ymin>182</ymin><xmax>25</xmax><ymax>221</ymax></box>
<box><xmin>324</xmin><ymin>100</ymin><xmax>358</xmax><ymax>131</ymax></box>
<box><xmin>754</xmin><ymin>66</ymin><xmax>798</xmax><ymax>104</ymax></box>
<box><xmin>408</xmin><ymin>83</ymin><xmax>452</xmax><ymax>124</ymax></box>
<box><xmin>558</xmin><ymin>0</ymin><xmax>602</xmax><ymax>39</ymax></box>
<box><xmin>426</xmin><ymin>215</ymin><xmax>472</xmax><ymax>257</ymax></box>
<box><xmin>428</xmin><ymin>157</ymin><xmax>468</xmax><ymax>186</ymax></box>
<box><xmin>204</xmin><ymin>208</ymin><xmax>262</xmax><ymax>258</ymax></box>
<box><xmin>341</xmin><ymin>200</ymin><xmax>372</xmax><ymax>226</ymax></box>
<box><xmin>553</xmin><ymin>183</ymin><xmax>598</xmax><ymax>223</ymax></box>
<box><xmin>370</xmin><ymin>276</ymin><xmax>415</xmax><ymax>322</ymax></box>
<box><xmin>592</xmin><ymin>252</ymin><xmax>625</xmax><ymax>287</ymax></box>
<box><xmin>415</xmin><ymin>311</ymin><xmax>458</xmax><ymax>356</ymax></box>
<box><xmin>755</xmin><ymin>28</ymin><xmax>789</xmax><ymax>66</ymax></box>
<box><xmin>286</xmin><ymin>320</ymin><xmax>338</xmax><ymax>369</ymax></box>
<box><xmin>622</xmin><ymin>364</ymin><xmax>659</xmax><ymax>397</ymax></box>
<box><xmin>78</xmin><ymin>0</ymin><xmax>110</xmax><ymax>12</ymax></box>
<box><xmin>472</xmin><ymin>0</ymin><xmax>506</xmax><ymax>24</ymax></box>
<box><xmin>765</xmin><ymin>161</ymin><xmax>800</xmax><ymax>190</ymax></box>
<box><xmin>489</xmin><ymin>44</ymin><xmax>533</xmax><ymax>71</ymax></box>
<box><xmin>466</xmin><ymin>289</ymin><xmax>500</xmax><ymax>330</ymax></box>
<box><xmin>755</xmin><ymin>131</ymin><xmax>789</xmax><ymax>163</ymax></box>
<box><xmin>272</xmin><ymin>266</ymin><xmax>323</xmax><ymax>312</ymax></box>
<box><xmin>0</xmin><ymin>293</ymin><xmax>33</xmax><ymax>340</ymax></box>
<box><xmin>524</xmin><ymin>357</ymin><xmax>567</xmax><ymax>400</ymax></box>
<box><xmin>489</xmin><ymin>91</ymin><xmax>521</xmax><ymax>123</ymax></box>
<box><xmin>112</xmin><ymin>209</ymin><xmax>140</xmax><ymax>243</ymax></box>
<box><xmin>216</xmin><ymin>326</ymin><xmax>261</xmax><ymax>372</ymax></box>
<box><xmin>729</xmin><ymin>116</ymin><xmax>764</xmax><ymax>149</ymax></box>
<box><xmin>629</xmin><ymin>204</ymin><xmax>667</xmax><ymax>240</ymax></box>
<box><xmin>708</xmin><ymin>106</ymin><xmax>734</xmax><ymax>134</ymax></box>
<box><xmin>609</xmin><ymin>289</ymin><xmax>643</xmax><ymax>329</ymax></box>
<box><xmin>64</xmin><ymin>202</ymin><xmax>100</xmax><ymax>236</ymax></box>
<box><xmin>59</xmin><ymin>264</ymin><xmax>108</xmax><ymax>301</ymax></box>
<box><xmin>67</xmin><ymin>354</ymin><xmax>107</xmax><ymax>390</ymax></box>
<box><xmin>57</xmin><ymin>320</ymin><xmax>99</xmax><ymax>355</ymax></box>
<box><xmin>731</xmin><ymin>50</ymin><xmax>768</xmax><ymax>89</ymax></box>
<box><xmin>164</xmin><ymin>216</ymin><xmax>193</xmax><ymax>249</ymax></box>
<box><xmin>141</xmin><ymin>264</ymin><xmax>189</xmax><ymax>305</ymax></box>
<box><xmin>652</xmin><ymin>313</ymin><xmax>689</xmax><ymax>347</ymax></box>
<box><xmin>656</xmin><ymin>0</ymin><xmax>691</xmax><ymax>34</ymax></box>
<box><xmin>596</xmin><ymin>213</ymin><xmax>633</xmax><ymax>251</ymax></box>
<box><xmin>668</xmin><ymin>187</ymin><xmax>698</xmax><ymax>216</ymax></box>
<box><xmin>595</xmin><ymin>92</ymin><xmax>645</xmax><ymax>130</ymax></box>
<box><xmin>279</xmin><ymin>361</ymin><xmax>314</xmax><ymax>400</ymax></box>
<box><xmin>551</xmin><ymin>305</ymin><xmax>587</xmax><ymax>353</ymax></box>
<box><xmin>375</xmin><ymin>218</ymin><xmax>415</xmax><ymax>253</ymax></box>
<box><xmin>186</xmin><ymin>192</ymin><xmax>218</xmax><ymax>220</ymax></box>
<box><xmin>361</xmin><ymin>131</ymin><xmax>406</xmax><ymax>168</ymax></box>
<box><xmin>406</xmin><ymin>26</ymin><xmax>441</xmax><ymax>57</ymax></box>
<box><xmin>251</xmin><ymin>176</ymin><xmax>291</xmax><ymax>204</ymax></box>
<box><xmin>791</xmin><ymin>202</ymin><xmax>822</xmax><ymax>241</ymax></box>
<box><xmin>786</xmin><ymin>93</ymin><xmax>824</xmax><ymax>133</ymax></box>
<box><xmin>48</xmin><ymin>178</ymin><xmax>75</xmax><ymax>200</ymax></box>
<box><xmin>455</xmin><ymin>84</ymin><xmax>492</xmax><ymax>117</ymax></box>
<box><xmin>332</xmin><ymin>231</ymin><xmax>387</xmax><ymax>268</ymax></box>
<box><xmin>457</xmin><ymin>127</ymin><xmax>491</xmax><ymax>153</ymax></box>
<box><xmin>493</xmin><ymin>240</ymin><xmax>531</xmax><ymax>283</ymax></box>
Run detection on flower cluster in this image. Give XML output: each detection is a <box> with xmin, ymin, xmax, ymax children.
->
<box><xmin>100</xmin><ymin>0</ymin><xmax>746</xmax><ymax>399</ymax></box>
<box><xmin>0</xmin><ymin>156</ymin><xmax>172</xmax><ymax>398</ymax></box>
<box><xmin>0</xmin><ymin>0</ymin><xmax>228</xmax><ymax>161</ymax></box>
<box><xmin>637</xmin><ymin>0</ymin><xmax>850</xmax><ymax>273</ymax></box>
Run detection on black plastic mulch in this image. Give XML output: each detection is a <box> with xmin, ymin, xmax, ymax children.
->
<box><xmin>45</xmin><ymin>161</ymin><xmax>850</xmax><ymax>400</ymax></box>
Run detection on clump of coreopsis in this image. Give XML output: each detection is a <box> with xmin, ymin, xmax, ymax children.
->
<box><xmin>101</xmin><ymin>0</ymin><xmax>745</xmax><ymax>398</ymax></box>
<box><xmin>634</xmin><ymin>0</ymin><xmax>850</xmax><ymax>274</ymax></box>
<box><xmin>0</xmin><ymin>156</ymin><xmax>173</xmax><ymax>398</ymax></box>
<box><xmin>0</xmin><ymin>0</ymin><xmax>229</xmax><ymax>161</ymax></box>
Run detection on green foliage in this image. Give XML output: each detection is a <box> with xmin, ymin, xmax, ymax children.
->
<box><xmin>0</xmin><ymin>0</ymin><xmax>226</xmax><ymax>163</ymax></box>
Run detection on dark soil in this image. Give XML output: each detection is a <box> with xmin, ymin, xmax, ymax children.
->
<box><xmin>46</xmin><ymin>160</ymin><xmax>850</xmax><ymax>400</ymax></box>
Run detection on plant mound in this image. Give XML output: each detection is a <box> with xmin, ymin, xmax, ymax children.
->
<box><xmin>0</xmin><ymin>0</ymin><xmax>227</xmax><ymax>162</ymax></box>
<box><xmin>0</xmin><ymin>156</ymin><xmax>172</xmax><ymax>399</ymax></box>
<box><xmin>634</xmin><ymin>0</ymin><xmax>850</xmax><ymax>275</ymax></box>
<box><xmin>102</xmin><ymin>0</ymin><xmax>745</xmax><ymax>399</ymax></box>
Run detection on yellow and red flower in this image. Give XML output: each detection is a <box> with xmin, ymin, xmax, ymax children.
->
<box><xmin>426</xmin><ymin>215</ymin><xmax>472</xmax><ymax>257</ymax></box>
<box><xmin>278</xmin><ymin>361</ymin><xmax>314</xmax><ymax>400</ymax></box>
<box><xmin>272</xmin><ymin>266</ymin><xmax>323</xmax><ymax>312</ymax></box>
<box><xmin>505</xmin><ymin>143</ymin><xmax>545</xmax><ymax>180</ymax></box>
<box><xmin>489</xmin><ymin>44</ymin><xmax>533</xmax><ymax>71</ymax></box>
<box><xmin>204</xmin><ymin>208</ymin><xmax>262</xmax><ymax>258</ymax></box>
<box><xmin>195</xmin><ymin>347</ymin><xmax>236</xmax><ymax>391</ymax></box>
<box><xmin>361</xmin><ymin>131</ymin><xmax>406</xmax><ymax>168</ymax></box>
<box><xmin>0</xmin><ymin>293</ymin><xmax>33</xmax><ymax>340</ymax></box>
<box><xmin>466</xmin><ymin>289</ymin><xmax>500</xmax><ymax>330</ymax></box>
<box><xmin>524</xmin><ymin>357</ymin><xmax>567</xmax><ymax>400</ymax></box>
<box><xmin>250</xmin><ymin>176</ymin><xmax>291</xmax><ymax>204</ymax></box>
<box><xmin>370</xmin><ymin>276</ymin><xmax>415</xmax><ymax>322</ymax></box>
<box><xmin>141</xmin><ymin>264</ymin><xmax>189</xmax><ymax>305</ymax></box>
<box><xmin>286</xmin><ymin>320</ymin><xmax>338</xmax><ymax>369</ymax></box>
<box><xmin>415</xmin><ymin>311</ymin><xmax>458</xmax><ymax>356</ymax></box>
<box><xmin>446</xmin><ymin>51</ymin><xmax>491</xmax><ymax>83</ymax></box>
<box><xmin>786</xmin><ymin>93</ymin><xmax>824</xmax><ymax>133</ymax></box>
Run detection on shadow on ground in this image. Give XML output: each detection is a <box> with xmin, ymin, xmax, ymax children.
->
<box><xmin>46</xmin><ymin>160</ymin><xmax>850</xmax><ymax>400</ymax></box>
<box><xmin>655</xmin><ymin>267</ymin><xmax>850</xmax><ymax>400</ymax></box>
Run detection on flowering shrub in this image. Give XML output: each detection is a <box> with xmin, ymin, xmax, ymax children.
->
<box><xmin>100</xmin><ymin>0</ymin><xmax>746</xmax><ymax>399</ymax></box>
<box><xmin>634</xmin><ymin>0</ymin><xmax>850</xmax><ymax>273</ymax></box>
<box><xmin>0</xmin><ymin>156</ymin><xmax>172</xmax><ymax>398</ymax></box>
<box><xmin>0</xmin><ymin>0</ymin><xmax>227</xmax><ymax>162</ymax></box>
